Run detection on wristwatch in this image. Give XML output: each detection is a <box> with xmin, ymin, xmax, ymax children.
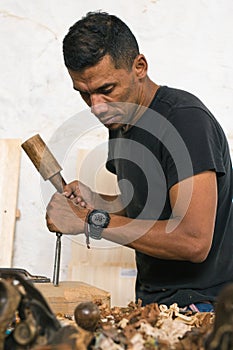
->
<box><xmin>87</xmin><ymin>209</ymin><xmax>110</xmax><ymax>240</ymax></box>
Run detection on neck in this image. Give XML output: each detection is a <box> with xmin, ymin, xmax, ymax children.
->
<box><xmin>141</xmin><ymin>78</ymin><xmax>160</xmax><ymax>107</ymax></box>
<box><xmin>123</xmin><ymin>78</ymin><xmax>159</xmax><ymax>131</ymax></box>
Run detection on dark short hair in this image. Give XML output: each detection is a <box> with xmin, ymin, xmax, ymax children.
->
<box><xmin>63</xmin><ymin>11</ymin><xmax>140</xmax><ymax>71</ymax></box>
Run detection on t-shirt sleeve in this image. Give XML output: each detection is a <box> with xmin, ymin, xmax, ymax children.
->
<box><xmin>163</xmin><ymin>107</ymin><xmax>226</xmax><ymax>189</ymax></box>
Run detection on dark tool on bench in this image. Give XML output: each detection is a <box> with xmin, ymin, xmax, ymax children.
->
<box><xmin>0</xmin><ymin>268</ymin><xmax>50</xmax><ymax>283</ymax></box>
<box><xmin>0</xmin><ymin>270</ymin><xmax>61</xmax><ymax>349</ymax></box>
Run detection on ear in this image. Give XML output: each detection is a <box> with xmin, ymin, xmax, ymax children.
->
<box><xmin>133</xmin><ymin>54</ymin><xmax>148</xmax><ymax>79</ymax></box>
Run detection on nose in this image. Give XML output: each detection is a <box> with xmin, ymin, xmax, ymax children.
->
<box><xmin>90</xmin><ymin>94</ymin><xmax>108</xmax><ymax>117</ymax></box>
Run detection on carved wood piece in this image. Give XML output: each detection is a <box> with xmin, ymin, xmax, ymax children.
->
<box><xmin>35</xmin><ymin>281</ymin><xmax>111</xmax><ymax>315</ymax></box>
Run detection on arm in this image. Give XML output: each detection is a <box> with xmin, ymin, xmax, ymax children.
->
<box><xmin>103</xmin><ymin>170</ymin><xmax>217</xmax><ymax>263</ymax></box>
<box><xmin>46</xmin><ymin>171</ymin><xmax>217</xmax><ymax>263</ymax></box>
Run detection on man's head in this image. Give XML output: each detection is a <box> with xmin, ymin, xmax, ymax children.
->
<box><xmin>63</xmin><ymin>11</ymin><xmax>139</xmax><ymax>72</ymax></box>
<box><xmin>63</xmin><ymin>12</ymin><xmax>156</xmax><ymax>130</ymax></box>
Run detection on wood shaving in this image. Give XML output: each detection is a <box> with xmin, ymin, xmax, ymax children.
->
<box><xmin>56</xmin><ymin>300</ymin><xmax>215</xmax><ymax>349</ymax></box>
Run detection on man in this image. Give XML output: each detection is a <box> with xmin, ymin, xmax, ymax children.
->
<box><xmin>46</xmin><ymin>11</ymin><xmax>233</xmax><ymax>311</ymax></box>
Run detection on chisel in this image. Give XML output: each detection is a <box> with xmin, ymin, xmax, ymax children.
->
<box><xmin>22</xmin><ymin>134</ymin><xmax>66</xmax><ymax>286</ymax></box>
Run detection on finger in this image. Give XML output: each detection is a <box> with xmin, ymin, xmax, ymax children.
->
<box><xmin>72</xmin><ymin>185</ymin><xmax>82</xmax><ymax>197</ymax></box>
<box><xmin>72</xmin><ymin>196</ymin><xmax>87</xmax><ymax>206</ymax></box>
<box><xmin>46</xmin><ymin>214</ymin><xmax>60</xmax><ymax>232</ymax></box>
<box><xmin>62</xmin><ymin>188</ymin><xmax>73</xmax><ymax>197</ymax></box>
<box><xmin>62</xmin><ymin>182</ymin><xmax>79</xmax><ymax>197</ymax></box>
<box><xmin>47</xmin><ymin>223</ymin><xmax>59</xmax><ymax>232</ymax></box>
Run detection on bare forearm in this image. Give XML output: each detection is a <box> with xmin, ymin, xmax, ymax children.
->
<box><xmin>102</xmin><ymin>214</ymin><xmax>210</xmax><ymax>263</ymax></box>
<box><xmin>100</xmin><ymin>172</ymin><xmax>216</xmax><ymax>263</ymax></box>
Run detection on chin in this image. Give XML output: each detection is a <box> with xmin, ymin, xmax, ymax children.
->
<box><xmin>105</xmin><ymin>122</ymin><xmax>124</xmax><ymax>130</ymax></box>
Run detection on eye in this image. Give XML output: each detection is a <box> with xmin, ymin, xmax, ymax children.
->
<box><xmin>100</xmin><ymin>86</ymin><xmax>114</xmax><ymax>95</ymax></box>
<box><xmin>103</xmin><ymin>88</ymin><xmax>113</xmax><ymax>95</ymax></box>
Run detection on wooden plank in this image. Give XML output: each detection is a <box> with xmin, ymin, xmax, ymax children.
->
<box><xmin>36</xmin><ymin>281</ymin><xmax>111</xmax><ymax>315</ymax></box>
<box><xmin>0</xmin><ymin>139</ymin><xmax>21</xmax><ymax>266</ymax></box>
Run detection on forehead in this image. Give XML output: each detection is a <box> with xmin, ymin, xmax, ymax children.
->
<box><xmin>68</xmin><ymin>55</ymin><xmax>129</xmax><ymax>91</ymax></box>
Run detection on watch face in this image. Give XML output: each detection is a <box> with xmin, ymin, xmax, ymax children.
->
<box><xmin>88</xmin><ymin>210</ymin><xmax>110</xmax><ymax>228</ymax></box>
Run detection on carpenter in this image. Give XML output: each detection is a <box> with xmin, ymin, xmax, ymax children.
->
<box><xmin>46</xmin><ymin>11</ymin><xmax>233</xmax><ymax>312</ymax></box>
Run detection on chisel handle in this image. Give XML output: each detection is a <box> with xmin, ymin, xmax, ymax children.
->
<box><xmin>21</xmin><ymin>134</ymin><xmax>66</xmax><ymax>192</ymax></box>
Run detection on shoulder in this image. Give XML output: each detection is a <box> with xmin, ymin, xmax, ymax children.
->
<box><xmin>153</xmin><ymin>86</ymin><xmax>208</xmax><ymax>110</ymax></box>
<box><xmin>152</xmin><ymin>86</ymin><xmax>224</xmax><ymax>136</ymax></box>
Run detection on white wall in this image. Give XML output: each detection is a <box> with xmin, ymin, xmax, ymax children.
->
<box><xmin>1</xmin><ymin>0</ymin><xmax>233</xmax><ymax>286</ymax></box>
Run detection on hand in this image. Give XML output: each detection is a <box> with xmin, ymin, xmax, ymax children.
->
<box><xmin>46</xmin><ymin>192</ymin><xmax>89</xmax><ymax>235</ymax></box>
<box><xmin>62</xmin><ymin>180</ymin><xmax>96</xmax><ymax>209</ymax></box>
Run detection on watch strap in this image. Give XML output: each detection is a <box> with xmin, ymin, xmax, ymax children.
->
<box><xmin>89</xmin><ymin>224</ymin><xmax>103</xmax><ymax>240</ymax></box>
<box><xmin>84</xmin><ymin>210</ymin><xmax>91</xmax><ymax>249</ymax></box>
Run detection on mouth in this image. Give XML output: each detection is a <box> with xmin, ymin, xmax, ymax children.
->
<box><xmin>100</xmin><ymin>115</ymin><xmax>122</xmax><ymax>126</ymax></box>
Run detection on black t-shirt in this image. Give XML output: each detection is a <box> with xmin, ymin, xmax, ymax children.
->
<box><xmin>106</xmin><ymin>86</ymin><xmax>233</xmax><ymax>307</ymax></box>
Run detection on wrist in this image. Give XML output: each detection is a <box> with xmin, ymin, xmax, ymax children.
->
<box><xmin>84</xmin><ymin>209</ymin><xmax>110</xmax><ymax>248</ymax></box>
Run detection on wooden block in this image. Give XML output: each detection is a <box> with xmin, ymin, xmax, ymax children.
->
<box><xmin>35</xmin><ymin>281</ymin><xmax>111</xmax><ymax>315</ymax></box>
<box><xmin>0</xmin><ymin>139</ymin><xmax>21</xmax><ymax>266</ymax></box>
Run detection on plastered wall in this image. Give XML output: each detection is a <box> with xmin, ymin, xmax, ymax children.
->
<box><xmin>0</xmin><ymin>0</ymin><xmax>233</xmax><ymax>304</ymax></box>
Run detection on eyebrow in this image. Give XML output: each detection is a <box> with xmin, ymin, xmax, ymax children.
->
<box><xmin>73</xmin><ymin>82</ymin><xmax>115</xmax><ymax>94</ymax></box>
